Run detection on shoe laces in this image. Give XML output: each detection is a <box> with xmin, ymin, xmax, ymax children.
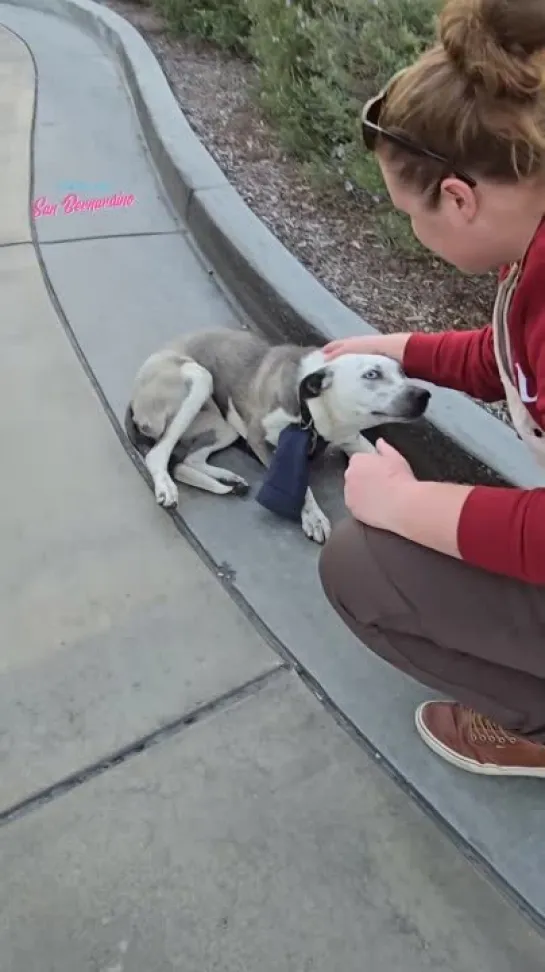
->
<box><xmin>466</xmin><ymin>710</ymin><xmax>519</xmax><ymax>746</ymax></box>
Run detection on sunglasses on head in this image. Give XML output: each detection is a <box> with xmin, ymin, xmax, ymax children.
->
<box><xmin>361</xmin><ymin>79</ymin><xmax>477</xmax><ymax>189</ymax></box>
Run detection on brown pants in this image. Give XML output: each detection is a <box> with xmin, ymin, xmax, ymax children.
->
<box><xmin>319</xmin><ymin>518</ymin><xmax>545</xmax><ymax>741</ymax></box>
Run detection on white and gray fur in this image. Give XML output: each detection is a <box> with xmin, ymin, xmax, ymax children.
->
<box><xmin>126</xmin><ymin>328</ymin><xmax>430</xmax><ymax>543</ymax></box>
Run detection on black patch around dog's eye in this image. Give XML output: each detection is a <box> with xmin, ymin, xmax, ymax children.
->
<box><xmin>299</xmin><ymin>367</ymin><xmax>333</xmax><ymax>400</ymax></box>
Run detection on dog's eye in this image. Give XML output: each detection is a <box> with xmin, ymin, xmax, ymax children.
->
<box><xmin>363</xmin><ymin>368</ymin><xmax>382</xmax><ymax>380</ymax></box>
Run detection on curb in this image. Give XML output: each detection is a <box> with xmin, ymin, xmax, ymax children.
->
<box><xmin>8</xmin><ymin>0</ymin><xmax>545</xmax><ymax>489</ymax></box>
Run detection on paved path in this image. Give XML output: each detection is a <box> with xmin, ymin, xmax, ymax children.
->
<box><xmin>0</xmin><ymin>7</ymin><xmax>542</xmax><ymax>970</ymax></box>
<box><xmin>17</xmin><ymin>0</ymin><xmax>545</xmax><ymax>922</ymax></box>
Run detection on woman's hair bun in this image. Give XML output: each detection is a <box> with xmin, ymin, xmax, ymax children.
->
<box><xmin>439</xmin><ymin>0</ymin><xmax>545</xmax><ymax>100</ymax></box>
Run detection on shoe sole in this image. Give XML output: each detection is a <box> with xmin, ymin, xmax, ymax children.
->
<box><xmin>415</xmin><ymin>703</ymin><xmax>545</xmax><ymax>778</ymax></box>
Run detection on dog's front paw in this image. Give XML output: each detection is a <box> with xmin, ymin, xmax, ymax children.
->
<box><xmin>153</xmin><ymin>471</ymin><xmax>179</xmax><ymax>508</ymax></box>
<box><xmin>301</xmin><ymin>503</ymin><xmax>331</xmax><ymax>545</ymax></box>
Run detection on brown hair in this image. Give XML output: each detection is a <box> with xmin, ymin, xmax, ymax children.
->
<box><xmin>377</xmin><ymin>0</ymin><xmax>545</xmax><ymax>199</ymax></box>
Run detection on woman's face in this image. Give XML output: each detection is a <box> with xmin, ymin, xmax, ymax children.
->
<box><xmin>378</xmin><ymin>155</ymin><xmax>525</xmax><ymax>274</ymax></box>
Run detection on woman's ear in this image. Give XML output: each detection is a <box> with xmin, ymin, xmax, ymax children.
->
<box><xmin>440</xmin><ymin>178</ymin><xmax>478</xmax><ymax>222</ymax></box>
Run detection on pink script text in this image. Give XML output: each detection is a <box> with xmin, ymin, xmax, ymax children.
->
<box><xmin>33</xmin><ymin>193</ymin><xmax>136</xmax><ymax>218</ymax></box>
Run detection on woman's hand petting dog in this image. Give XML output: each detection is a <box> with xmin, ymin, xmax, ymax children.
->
<box><xmin>344</xmin><ymin>438</ymin><xmax>417</xmax><ymax>533</ymax></box>
<box><xmin>323</xmin><ymin>332</ymin><xmax>412</xmax><ymax>364</ymax></box>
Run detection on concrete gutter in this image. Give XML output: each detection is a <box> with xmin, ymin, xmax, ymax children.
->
<box><xmin>9</xmin><ymin>0</ymin><xmax>545</xmax><ymax>489</ymax></box>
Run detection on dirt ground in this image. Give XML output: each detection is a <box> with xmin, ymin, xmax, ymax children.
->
<box><xmin>104</xmin><ymin>1</ymin><xmax>506</xmax><ymax>423</ymax></box>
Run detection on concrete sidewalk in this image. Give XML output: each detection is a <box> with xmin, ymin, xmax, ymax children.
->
<box><xmin>0</xmin><ymin>9</ymin><xmax>542</xmax><ymax>971</ymax></box>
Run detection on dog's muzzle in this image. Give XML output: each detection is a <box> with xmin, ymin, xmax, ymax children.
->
<box><xmin>373</xmin><ymin>387</ymin><xmax>430</xmax><ymax>421</ymax></box>
<box><xmin>402</xmin><ymin>387</ymin><xmax>431</xmax><ymax>419</ymax></box>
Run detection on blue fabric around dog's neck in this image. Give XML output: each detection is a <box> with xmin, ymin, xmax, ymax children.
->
<box><xmin>256</xmin><ymin>424</ymin><xmax>313</xmax><ymax>521</ymax></box>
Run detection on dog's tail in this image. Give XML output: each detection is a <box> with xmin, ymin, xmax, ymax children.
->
<box><xmin>125</xmin><ymin>361</ymin><xmax>213</xmax><ymax>473</ymax></box>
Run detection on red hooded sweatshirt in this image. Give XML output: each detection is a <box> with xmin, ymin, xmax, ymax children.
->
<box><xmin>403</xmin><ymin>220</ymin><xmax>545</xmax><ymax>586</ymax></box>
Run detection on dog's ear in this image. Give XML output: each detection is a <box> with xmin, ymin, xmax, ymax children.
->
<box><xmin>299</xmin><ymin>367</ymin><xmax>334</xmax><ymax>400</ymax></box>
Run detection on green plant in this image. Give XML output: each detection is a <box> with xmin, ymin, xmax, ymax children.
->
<box><xmin>153</xmin><ymin>0</ymin><xmax>251</xmax><ymax>53</ymax></box>
<box><xmin>245</xmin><ymin>0</ymin><xmax>440</xmax><ymax>249</ymax></box>
<box><xmin>157</xmin><ymin>0</ymin><xmax>441</xmax><ymax>249</ymax></box>
<box><xmin>248</xmin><ymin>0</ymin><xmax>439</xmax><ymax>172</ymax></box>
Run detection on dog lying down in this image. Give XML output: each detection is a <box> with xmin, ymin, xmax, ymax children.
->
<box><xmin>125</xmin><ymin>329</ymin><xmax>430</xmax><ymax>544</ymax></box>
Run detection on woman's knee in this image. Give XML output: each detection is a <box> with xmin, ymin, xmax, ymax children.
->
<box><xmin>319</xmin><ymin>517</ymin><xmax>374</xmax><ymax>611</ymax></box>
<box><xmin>319</xmin><ymin>519</ymin><xmax>417</xmax><ymax>627</ymax></box>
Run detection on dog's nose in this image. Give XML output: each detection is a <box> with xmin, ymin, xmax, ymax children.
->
<box><xmin>414</xmin><ymin>388</ymin><xmax>431</xmax><ymax>407</ymax></box>
<box><xmin>409</xmin><ymin>387</ymin><xmax>431</xmax><ymax>416</ymax></box>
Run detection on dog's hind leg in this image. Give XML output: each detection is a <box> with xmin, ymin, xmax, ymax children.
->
<box><xmin>172</xmin><ymin>463</ymin><xmax>239</xmax><ymax>495</ymax></box>
<box><xmin>175</xmin><ymin>417</ymin><xmax>250</xmax><ymax>496</ymax></box>
<box><xmin>183</xmin><ymin>454</ymin><xmax>249</xmax><ymax>495</ymax></box>
<box><xmin>145</xmin><ymin>362</ymin><xmax>213</xmax><ymax>508</ymax></box>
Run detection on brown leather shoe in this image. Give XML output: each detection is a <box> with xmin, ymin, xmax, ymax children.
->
<box><xmin>415</xmin><ymin>701</ymin><xmax>545</xmax><ymax>776</ymax></box>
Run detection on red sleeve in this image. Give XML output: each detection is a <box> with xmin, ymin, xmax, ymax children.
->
<box><xmin>457</xmin><ymin>312</ymin><xmax>545</xmax><ymax>584</ymax></box>
<box><xmin>458</xmin><ymin>486</ymin><xmax>545</xmax><ymax>584</ymax></box>
<box><xmin>403</xmin><ymin>327</ymin><xmax>505</xmax><ymax>402</ymax></box>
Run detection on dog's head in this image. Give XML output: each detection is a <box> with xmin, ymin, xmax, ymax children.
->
<box><xmin>299</xmin><ymin>351</ymin><xmax>430</xmax><ymax>435</ymax></box>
